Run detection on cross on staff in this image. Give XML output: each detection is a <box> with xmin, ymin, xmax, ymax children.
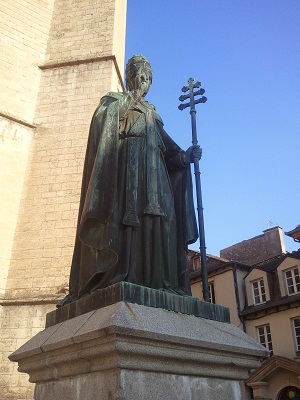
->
<box><xmin>178</xmin><ymin>78</ymin><xmax>209</xmax><ymax>302</ymax></box>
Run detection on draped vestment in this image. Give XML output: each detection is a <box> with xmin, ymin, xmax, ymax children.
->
<box><xmin>67</xmin><ymin>91</ymin><xmax>198</xmax><ymax>300</ymax></box>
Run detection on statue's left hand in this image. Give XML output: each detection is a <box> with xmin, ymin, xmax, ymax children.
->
<box><xmin>185</xmin><ymin>145</ymin><xmax>202</xmax><ymax>163</ymax></box>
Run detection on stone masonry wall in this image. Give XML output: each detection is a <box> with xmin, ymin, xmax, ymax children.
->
<box><xmin>0</xmin><ymin>0</ymin><xmax>55</xmax><ymax>123</ymax></box>
<box><xmin>1</xmin><ymin>1</ymin><xmax>127</xmax><ymax>398</ymax></box>
<box><xmin>0</xmin><ymin>303</ymin><xmax>54</xmax><ymax>400</ymax></box>
<box><xmin>0</xmin><ymin>0</ymin><xmax>55</xmax><ymax>298</ymax></box>
<box><xmin>5</xmin><ymin>60</ymin><xmax>121</xmax><ymax>299</ymax></box>
<box><xmin>0</xmin><ymin>119</ymin><xmax>33</xmax><ymax>299</ymax></box>
<box><xmin>5</xmin><ymin>0</ymin><xmax>126</xmax><ymax>300</ymax></box>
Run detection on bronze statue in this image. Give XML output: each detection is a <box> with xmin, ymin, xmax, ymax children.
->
<box><xmin>60</xmin><ymin>55</ymin><xmax>200</xmax><ymax>305</ymax></box>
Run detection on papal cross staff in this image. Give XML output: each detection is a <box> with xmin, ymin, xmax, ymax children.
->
<box><xmin>179</xmin><ymin>78</ymin><xmax>209</xmax><ymax>302</ymax></box>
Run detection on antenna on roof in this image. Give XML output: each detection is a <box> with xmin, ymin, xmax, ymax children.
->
<box><xmin>268</xmin><ymin>220</ymin><xmax>274</xmax><ymax>229</ymax></box>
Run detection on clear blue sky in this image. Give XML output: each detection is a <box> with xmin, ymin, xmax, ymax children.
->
<box><xmin>125</xmin><ymin>0</ymin><xmax>300</xmax><ymax>256</ymax></box>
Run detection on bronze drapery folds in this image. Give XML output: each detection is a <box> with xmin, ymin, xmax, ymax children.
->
<box><xmin>60</xmin><ymin>56</ymin><xmax>199</xmax><ymax>306</ymax></box>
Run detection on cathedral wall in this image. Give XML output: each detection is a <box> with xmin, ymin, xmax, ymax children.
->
<box><xmin>0</xmin><ymin>0</ymin><xmax>55</xmax><ymax>123</ymax></box>
<box><xmin>0</xmin><ymin>118</ymin><xmax>33</xmax><ymax>299</ymax></box>
<box><xmin>0</xmin><ymin>0</ymin><xmax>55</xmax><ymax>300</ymax></box>
<box><xmin>1</xmin><ymin>0</ymin><xmax>127</xmax><ymax>398</ymax></box>
<box><xmin>5</xmin><ymin>60</ymin><xmax>121</xmax><ymax>299</ymax></box>
<box><xmin>5</xmin><ymin>0</ymin><xmax>126</xmax><ymax>300</ymax></box>
<box><xmin>45</xmin><ymin>0</ymin><xmax>117</xmax><ymax>63</ymax></box>
<box><xmin>0</xmin><ymin>303</ymin><xmax>54</xmax><ymax>400</ymax></box>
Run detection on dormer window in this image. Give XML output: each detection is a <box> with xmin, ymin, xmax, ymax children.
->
<box><xmin>285</xmin><ymin>267</ymin><xmax>300</xmax><ymax>296</ymax></box>
<box><xmin>192</xmin><ymin>257</ymin><xmax>200</xmax><ymax>271</ymax></box>
<box><xmin>252</xmin><ymin>279</ymin><xmax>266</xmax><ymax>305</ymax></box>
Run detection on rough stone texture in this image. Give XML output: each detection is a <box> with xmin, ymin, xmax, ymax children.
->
<box><xmin>0</xmin><ymin>303</ymin><xmax>56</xmax><ymax>400</ymax></box>
<box><xmin>119</xmin><ymin>371</ymin><xmax>248</xmax><ymax>400</ymax></box>
<box><xmin>0</xmin><ymin>0</ymin><xmax>55</xmax><ymax>123</ymax></box>
<box><xmin>1</xmin><ymin>0</ymin><xmax>126</xmax><ymax>301</ymax></box>
<box><xmin>0</xmin><ymin>1</ymin><xmax>127</xmax><ymax>398</ymax></box>
<box><xmin>34</xmin><ymin>371</ymin><xmax>247</xmax><ymax>400</ymax></box>
<box><xmin>9</xmin><ymin>302</ymin><xmax>267</xmax><ymax>399</ymax></box>
<box><xmin>0</xmin><ymin>118</ymin><xmax>33</xmax><ymax>299</ymax></box>
<box><xmin>6</xmin><ymin>26</ymin><xmax>126</xmax><ymax>301</ymax></box>
<box><xmin>6</xmin><ymin>59</ymin><xmax>120</xmax><ymax>300</ymax></box>
<box><xmin>46</xmin><ymin>282</ymin><xmax>230</xmax><ymax>327</ymax></box>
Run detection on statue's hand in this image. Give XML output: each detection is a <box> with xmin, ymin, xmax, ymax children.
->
<box><xmin>185</xmin><ymin>145</ymin><xmax>202</xmax><ymax>163</ymax></box>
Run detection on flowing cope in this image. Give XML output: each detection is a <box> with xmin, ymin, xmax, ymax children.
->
<box><xmin>68</xmin><ymin>91</ymin><xmax>198</xmax><ymax>300</ymax></box>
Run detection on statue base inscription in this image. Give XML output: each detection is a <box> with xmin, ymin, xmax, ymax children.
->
<box><xmin>9</xmin><ymin>301</ymin><xmax>267</xmax><ymax>400</ymax></box>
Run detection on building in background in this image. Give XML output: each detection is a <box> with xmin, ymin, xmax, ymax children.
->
<box><xmin>0</xmin><ymin>1</ymin><xmax>127</xmax><ymax>398</ymax></box>
<box><xmin>189</xmin><ymin>250</ymin><xmax>250</xmax><ymax>329</ymax></box>
<box><xmin>190</xmin><ymin>225</ymin><xmax>300</xmax><ymax>400</ymax></box>
<box><xmin>286</xmin><ymin>225</ymin><xmax>300</xmax><ymax>244</ymax></box>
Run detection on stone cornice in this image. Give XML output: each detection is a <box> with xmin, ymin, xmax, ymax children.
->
<box><xmin>0</xmin><ymin>111</ymin><xmax>36</xmax><ymax>129</ymax></box>
<box><xmin>9</xmin><ymin>302</ymin><xmax>267</xmax><ymax>384</ymax></box>
<box><xmin>0</xmin><ymin>296</ymin><xmax>62</xmax><ymax>306</ymax></box>
<box><xmin>39</xmin><ymin>54</ymin><xmax>125</xmax><ymax>91</ymax></box>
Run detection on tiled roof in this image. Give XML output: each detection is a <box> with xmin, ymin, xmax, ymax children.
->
<box><xmin>285</xmin><ymin>225</ymin><xmax>300</xmax><ymax>241</ymax></box>
<box><xmin>241</xmin><ymin>292</ymin><xmax>300</xmax><ymax>317</ymax></box>
<box><xmin>188</xmin><ymin>250</ymin><xmax>250</xmax><ymax>280</ymax></box>
<box><xmin>244</xmin><ymin>250</ymin><xmax>300</xmax><ymax>276</ymax></box>
<box><xmin>242</xmin><ymin>250</ymin><xmax>300</xmax><ymax>317</ymax></box>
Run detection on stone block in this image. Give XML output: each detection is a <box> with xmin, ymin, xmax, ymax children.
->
<box><xmin>9</xmin><ymin>302</ymin><xmax>268</xmax><ymax>399</ymax></box>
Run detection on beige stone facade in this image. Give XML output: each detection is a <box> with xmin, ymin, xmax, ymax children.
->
<box><xmin>191</xmin><ymin>227</ymin><xmax>300</xmax><ymax>400</ymax></box>
<box><xmin>190</xmin><ymin>256</ymin><xmax>248</xmax><ymax>328</ymax></box>
<box><xmin>242</xmin><ymin>254</ymin><xmax>300</xmax><ymax>399</ymax></box>
<box><xmin>0</xmin><ymin>0</ymin><xmax>127</xmax><ymax>398</ymax></box>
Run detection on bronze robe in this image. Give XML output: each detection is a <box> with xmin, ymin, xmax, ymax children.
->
<box><xmin>68</xmin><ymin>91</ymin><xmax>198</xmax><ymax>300</ymax></box>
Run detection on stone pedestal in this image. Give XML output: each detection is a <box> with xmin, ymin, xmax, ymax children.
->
<box><xmin>9</xmin><ymin>299</ymin><xmax>268</xmax><ymax>400</ymax></box>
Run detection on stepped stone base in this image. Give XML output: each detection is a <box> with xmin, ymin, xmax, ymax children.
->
<box><xmin>9</xmin><ymin>301</ymin><xmax>267</xmax><ymax>400</ymax></box>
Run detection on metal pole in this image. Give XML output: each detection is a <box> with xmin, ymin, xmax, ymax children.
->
<box><xmin>179</xmin><ymin>78</ymin><xmax>209</xmax><ymax>302</ymax></box>
<box><xmin>190</xmin><ymin>107</ymin><xmax>209</xmax><ymax>302</ymax></box>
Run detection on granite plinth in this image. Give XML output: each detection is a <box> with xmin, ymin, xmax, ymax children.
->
<box><xmin>9</xmin><ymin>302</ymin><xmax>268</xmax><ymax>400</ymax></box>
<box><xmin>46</xmin><ymin>282</ymin><xmax>230</xmax><ymax>327</ymax></box>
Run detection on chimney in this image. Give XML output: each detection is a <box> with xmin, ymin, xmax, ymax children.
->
<box><xmin>220</xmin><ymin>226</ymin><xmax>286</xmax><ymax>265</ymax></box>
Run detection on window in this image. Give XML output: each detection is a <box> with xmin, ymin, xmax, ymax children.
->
<box><xmin>192</xmin><ymin>258</ymin><xmax>200</xmax><ymax>271</ymax></box>
<box><xmin>252</xmin><ymin>279</ymin><xmax>266</xmax><ymax>304</ymax></box>
<box><xmin>285</xmin><ymin>267</ymin><xmax>300</xmax><ymax>296</ymax></box>
<box><xmin>256</xmin><ymin>324</ymin><xmax>273</xmax><ymax>355</ymax></box>
<box><xmin>208</xmin><ymin>282</ymin><xmax>215</xmax><ymax>304</ymax></box>
<box><xmin>292</xmin><ymin>317</ymin><xmax>300</xmax><ymax>355</ymax></box>
<box><xmin>278</xmin><ymin>386</ymin><xmax>300</xmax><ymax>400</ymax></box>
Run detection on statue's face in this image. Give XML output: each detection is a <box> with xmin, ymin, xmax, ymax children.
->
<box><xmin>137</xmin><ymin>68</ymin><xmax>151</xmax><ymax>97</ymax></box>
<box><xmin>127</xmin><ymin>66</ymin><xmax>152</xmax><ymax>97</ymax></box>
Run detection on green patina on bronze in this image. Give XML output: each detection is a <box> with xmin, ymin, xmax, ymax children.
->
<box><xmin>47</xmin><ymin>282</ymin><xmax>230</xmax><ymax>327</ymax></box>
<box><xmin>59</xmin><ymin>55</ymin><xmax>203</xmax><ymax>307</ymax></box>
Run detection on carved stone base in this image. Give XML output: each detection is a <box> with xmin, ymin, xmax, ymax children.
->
<box><xmin>9</xmin><ymin>302</ymin><xmax>267</xmax><ymax>400</ymax></box>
